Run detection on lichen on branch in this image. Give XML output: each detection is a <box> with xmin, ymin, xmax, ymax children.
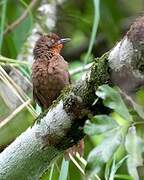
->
<box><xmin>0</xmin><ymin>16</ymin><xmax>144</xmax><ymax>180</ymax></box>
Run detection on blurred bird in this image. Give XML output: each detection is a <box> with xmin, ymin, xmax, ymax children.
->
<box><xmin>32</xmin><ymin>33</ymin><xmax>84</xmax><ymax>158</ymax></box>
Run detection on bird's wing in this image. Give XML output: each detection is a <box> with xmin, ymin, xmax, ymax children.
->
<box><xmin>33</xmin><ymin>86</ymin><xmax>48</xmax><ymax>109</ymax></box>
<box><xmin>49</xmin><ymin>55</ymin><xmax>71</xmax><ymax>84</ymax></box>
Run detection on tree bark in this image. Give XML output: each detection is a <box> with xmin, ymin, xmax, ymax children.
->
<box><xmin>0</xmin><ymin>16</ymin><xmax>144</xmax><ymax>180</ymax></box>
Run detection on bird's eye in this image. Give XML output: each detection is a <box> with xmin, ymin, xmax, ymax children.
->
<box><xmin>51</xmin><ymin>39</ymin><xmax>55</xmax><ymax>43</ymax></box>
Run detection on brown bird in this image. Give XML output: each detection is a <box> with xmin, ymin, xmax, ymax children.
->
<box><xmin>32</xmin><ymin>33</ymin><xmax>84</xmax><ymax>157</ymax></box>
<box><xmin>32</xmin><ymin>33</ymin><xmax>70</xmax><ymax>109</ymax></box>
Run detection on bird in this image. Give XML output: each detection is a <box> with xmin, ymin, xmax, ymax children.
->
<box><xmin>32</xmin><ymin>33</ymin><xmax>71</xmax><ymax>110</ymax></box>
<box><xmin>32</xmin><ymin>33</ymin><xmax>84</xmax><ymax>158</ymax></box>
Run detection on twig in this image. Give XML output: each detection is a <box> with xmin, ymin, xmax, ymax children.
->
<box><xmin>0</xmin><ymin>99</ymin><xmax>31</xmax><ymax>128</ymax></box>
<box><xmin>70</xmin><ymin>62</ymin><xmax>93</xmax><ymax>76</ymax></box>
<box><xmin>0</xmin><ymin>66</ymin><xmax>37</xmax><ymax>118</ymax></box>
<box><xmin>75</xmin><ymin>153</ymin><xmax>101</xmax><ymax>180</ymax></box>
<box><xmin>4</xmin><ymin>0</ymin><xmax>39</xmax><ymax>35</ymax></box>
<box><xmin>0</xmin><ymin>55</ymin><xmax>30</xmax><ymax>66</ymax></box>
<box><xmin>69</xmin><ymin>154</ymin><xmax>85</xmax><ymax>175</ymax></box>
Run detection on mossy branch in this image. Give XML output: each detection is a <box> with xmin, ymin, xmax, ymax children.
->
<box><xmin>0</xmin><ymin>16</ymin><xmax>144</xmax><ymax>180</ymax></box>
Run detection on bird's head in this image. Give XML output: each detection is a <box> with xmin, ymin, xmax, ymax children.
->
<box><xmin>33</xmin><ymin>33</ymin><xmax>70</xmax><ymax>58</ymax></box>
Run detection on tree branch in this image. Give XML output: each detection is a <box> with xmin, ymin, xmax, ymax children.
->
<box><xmin>0</xmin><ymin>16</ymin><xmax>144</xmax><ymax>179</ymax></box>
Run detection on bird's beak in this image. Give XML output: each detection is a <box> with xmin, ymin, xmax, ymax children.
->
<box><xmin>57</xmin><ymin>38</ymin><xmax>71</xmax><ymax>45</ymax></box>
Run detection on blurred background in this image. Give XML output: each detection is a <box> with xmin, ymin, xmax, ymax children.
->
<box><xmin>0</xmin><ymin>0</ymin><xmax>144</xmax><ymax>179</ymax></box>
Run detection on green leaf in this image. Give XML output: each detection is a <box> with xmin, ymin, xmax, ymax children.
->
<box><xmin>125</xmin><ymin>126</ymin><xmax>144</xmax><ymax>180</ymax></box>
<box><xmin>58</xmin><ymin>158</ymin><xmax>69</xmax><ymax>180</ymax></box>
<box><xmin>96</xmin><ymin>85</ymin><xmax>132</xmax><ymax>121</ymax></box>
<box><xmin>86</xmin><ymin>129</ymin><xmax>121</xmax><ymax>177</ymax></box>
<box><xmin>109</xmin><ymin>155</ymin><xmax>129</xmax><ymax>180</ymax></box>
<box><xmin>84</xmin><ymin>115</ymin><xmax>118</xmax><ymax>135</ymax></box>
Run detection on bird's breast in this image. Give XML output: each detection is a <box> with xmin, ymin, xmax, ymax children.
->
<box><xmin>32</xmin><ymin>56</ymin><xmax>70</xmax><ymax>103</ymax></box>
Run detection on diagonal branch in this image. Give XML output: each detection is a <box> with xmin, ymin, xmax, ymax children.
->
<box><xmin>4</xmin><ymin>0</ymin><xmax>39</xmax><ymax>35</ymax></box>
<box><xmin>0</xmin><ymin>16</ymin><xmax>144</xmax><ymax>179</ymax></box>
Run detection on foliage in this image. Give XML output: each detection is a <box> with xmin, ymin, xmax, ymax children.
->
<box><xmin>84</xmin><ymin>85</ymin><xmax>144</xmax><ymax>180</ymax></box>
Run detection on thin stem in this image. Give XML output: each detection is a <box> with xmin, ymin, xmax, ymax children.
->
<box><xmin>19</xmin><ymin>0</ymin><xmax>34</xmax><ymax>32</ymax></box>
<box><xmin>133</xmin><ymin>121</ymin><xmax>144</xmax><ymax>125</ymax></box>
<box><xmin>4</xmin><ymin>0</ymin><xmax>39</xmax><ymax>35</ymax></box>
<box><xmin>84</xmin><ymin>0</ymin><xmax>100</xmax><ymax>64</ymax></box>
<box><xmin>0</xmin><ymin>55</ymin><xmax>30</xmax><ymax>66</ymax></box>
<box><xmin>0</xmin><ymin>66</ymin><xmax>37</xmax><ymax>118</ymax></box>
<box><xmin>49</xmin><ymin>163</ymin><xmax>55</xmax><ymax>180</ymax></box>
<box><xmin>0</xmin><ymin>100</ymin><xmax>31</xmax><ymax>128</ymax></box>
<box><xmin>76</xmin><ymin>152</ymin><xmax>87</xmax><ymax>166</ymax></box>
<box><xmin>114</xmin><ymin>174</ymin><xmax>133</xmax><ymax>180</ymax></box>
<box><xmin>70</xmin><ymin>62</ymin><xmax>93</xmax><ymax>76</ymax></box>
<box><xmin>75</xmin><ymin>153</ymin><xmax>101</xmax><ymax>180</ymax></box>
<box><xmin>0</xmin><ymin>0</ymin><xmax>8</xmax><ymax>52</ymax></box>
<box><xmin>69</xmin><ymin>154</ymin><xmax>85</xmax><ymax>175</ymax></box>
